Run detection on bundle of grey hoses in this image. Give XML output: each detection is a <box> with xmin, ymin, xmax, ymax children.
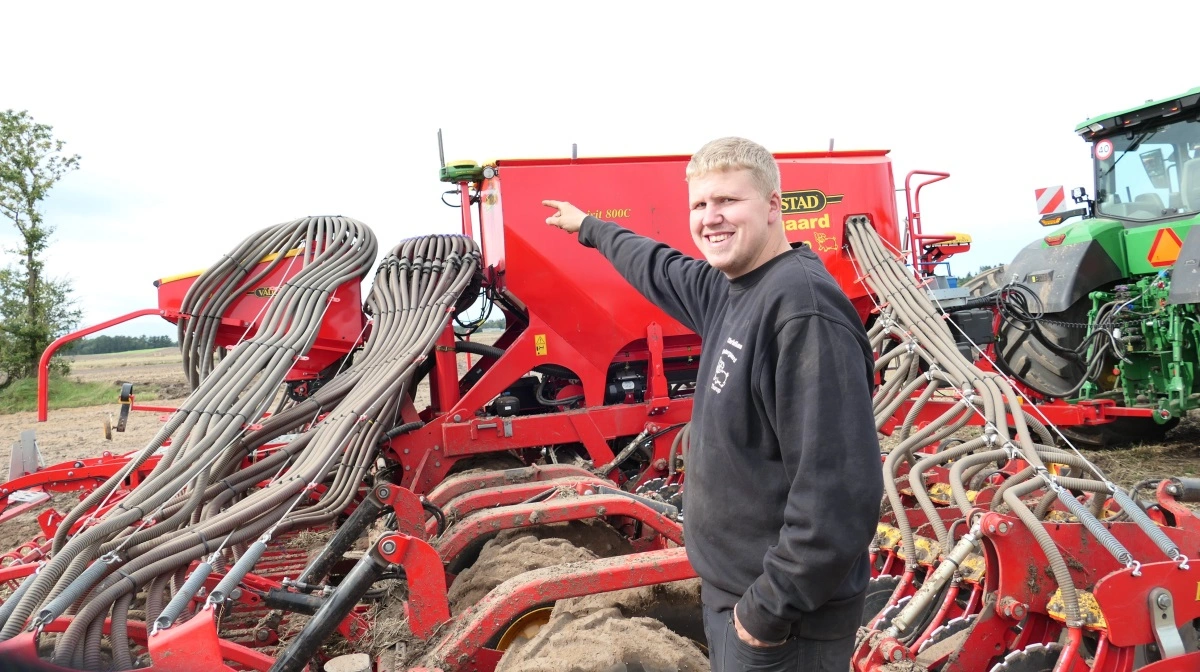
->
<box><xmin>0</xmin><ymin>220</ymin><xmax>481</xmax><ymax>670</ymax></box>
<box><xmin>845</xmin><ymin>216</ymin><xmax>1187</xmax><ymax>643</ymax></box>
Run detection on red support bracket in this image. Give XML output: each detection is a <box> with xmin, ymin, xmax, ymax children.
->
<box><xmin>646</xmin><ymin>321</ymin><xmax>670</xmax><ymax>414</ymax></box>
<box><xmin>376</xmin><ymin>533</ymin><xmax>451</xmax><ymax>639</ymax></box>
<box><xmin>374</xmin><ymin>482</ymin><xmax>429</xmax><ymax>540</ymax></box>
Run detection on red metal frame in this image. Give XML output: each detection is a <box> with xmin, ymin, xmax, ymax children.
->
<box><xmin>36</xmin><ymin>308</ymin><xmax>163</xmax><ymax>422</ymax></box>
<box><xmin>903</xmin><ymin>170</ymin><xmax>953</xmax><ymax>275</ymax></box>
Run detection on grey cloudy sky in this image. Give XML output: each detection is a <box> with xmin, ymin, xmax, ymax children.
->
<box><xmin>1</xmin><ymin>0</ymin><xmax>1194</xmax><ymax>337</ymax></box>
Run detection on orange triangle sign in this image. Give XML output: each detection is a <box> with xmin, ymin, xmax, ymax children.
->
<box><xmin>1148</xmin><ymin>228</ymin><xmax>1183</xmax><ymax>267</ymax></box>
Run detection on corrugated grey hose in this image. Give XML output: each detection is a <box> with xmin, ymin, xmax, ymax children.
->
<box><xmin>850</xmin><ymin>218</ymin><xmax>1180</xmax><ymax>630</ymax></box>
<box><xmin>32</xmin><ymin>235</ymin><xmax>480</xmax><ymax>668</ymax></box>
<box><xmin>0</xmin><ymin>217</ymin><xmax>377</xmax><ymax>644</ymax></box>
<box><xmin>845</xmin><ymin>219</ymin><xmax>1107</xmax><ymax>628</ymax></box>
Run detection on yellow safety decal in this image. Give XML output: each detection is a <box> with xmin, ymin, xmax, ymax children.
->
<box><xmin>534</xmin><ymin>334</ymin><xmax>547</xmax><ymax>357</ymax></box>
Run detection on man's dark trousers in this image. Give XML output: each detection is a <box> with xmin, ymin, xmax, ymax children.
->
<box><xmin>702</xmin><ymin>605</ymin><xmax>856</xmax><ymax>671</ymax></box>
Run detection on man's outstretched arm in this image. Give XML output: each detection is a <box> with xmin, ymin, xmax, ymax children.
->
<box><xmin>544</xmin><ymin>199</ymin><xmax>719</xmax><ymax>333</ymax></box>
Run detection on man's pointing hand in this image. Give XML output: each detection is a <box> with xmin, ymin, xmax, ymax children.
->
<box><xmin>543</xmin><ymin>200</ymin><xmax>586</xmax><ymax>234</ymax></box>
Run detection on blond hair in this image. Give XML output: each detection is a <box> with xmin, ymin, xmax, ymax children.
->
<box><xmin>685</xmin><ymin>137</ymin><xmax>781</xmax><ymax>199</ymax></box>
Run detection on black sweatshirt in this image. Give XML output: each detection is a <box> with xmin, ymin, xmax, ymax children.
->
<box><xmin>579</xmin><ymin>217</ymin><xmax>883</xmax><ymax>643</ymax></box>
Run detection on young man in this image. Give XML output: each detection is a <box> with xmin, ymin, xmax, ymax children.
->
<box><xmin>543</xmin><ymin>137</ymin><xmax>883</xmax><ymax>671</ymax></box>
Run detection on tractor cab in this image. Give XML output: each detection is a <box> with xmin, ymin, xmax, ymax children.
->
<box><xmin>1078</xmin><ymin>87</ymin><xmax>1200</xmax><ymax>226</ymax></box>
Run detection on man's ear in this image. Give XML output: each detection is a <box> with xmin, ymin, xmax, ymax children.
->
<box><xmin>768</xmin><ymin>190</ymin><xmax>783</xmax><ymax>226</ymax></box>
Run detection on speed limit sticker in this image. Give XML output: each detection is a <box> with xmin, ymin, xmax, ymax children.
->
<box><xmin>1095</xmin><ymin>139</ymin><xmax>1114</xmax><ymax>161</ymax></box>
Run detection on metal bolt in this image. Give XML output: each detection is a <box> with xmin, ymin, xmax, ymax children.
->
<box><xmin>256</xmin><ymin>629</ymin><xmax>270</xmax><ymax>642</ymax></box>
<box><xmin>230</xmin><ymin>588</ymin><xmax>242</xmax><ymax>600</ymax></box>
<box><xmin>453</xmin><ymin>414</ymin><xmax>462</xmax><ymax>422</ymax></box>
<box><xmin>653</xmin><ymin>459</ymin><xmax>667</xmax><ymax>471</ymax></box>
<box><xmin>403</xmin><ymin>448</ymin><xmax>409</xmax><ymax>454</ymax></box>
<box><xmin>1013</xmin><ymin>604</ymin><xmax>1027</xmax><ymax>619</ymax></box>
<box><xmin>404</xmin><ymin>465</ymin><xmax>410</xmax><ymax>471</ymax></box>
<box><xmin>988</xmin><ymin>524</ymin><xmax>996</xmax><ymax>533</ymax></box>
<box><xmin>891</xmin><ymin>648</ymin><xmax>905</xmax><ymax>662</ymax></box>
<box><xmin>67</xmin><ymin>471</ymin><xmax>74</xmax><ymax>478</ymax></box>
<box><xmin>378</xmin><ymin>486</ymin><xmax>391</xmax><ymax>500</ymax></box>
<box><xmin>381</xmin><ymin>540</ymin><xmax>397</xmax><ymax>555</ymax></box>
<box><xmin>997</xmin><ymin>522</ymin><xmax>1009</xmax><ymax>534</ymax></box>
<box><xmin>1157</xmin><ymin>593</ymin><xmax>1171</xmax><ymax>609</ymax></box>
<box><xmin>434</xmin><ymin>461</ymin><xmax>441</xmax><ymax>468</ymax></box>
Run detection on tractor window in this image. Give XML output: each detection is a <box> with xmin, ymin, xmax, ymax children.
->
<box><xmin>1095</xmin><ymin>119</ymin><xmax>1200</xmax><ymax>221</ymax></box>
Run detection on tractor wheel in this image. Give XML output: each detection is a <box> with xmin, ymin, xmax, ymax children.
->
<box><xmin>967</xmin><ymin>264</ymin><xmax>1089</xmax><ymax>399</ymax></box>
<box><xmin>495</xmin><ymin>605</ymin><xmax>709</xmax><ymax>672</ymax></box>
<box><xmin>966</xmin><ymin>265</ymin><xmax>1179</xmax><ymax>449</ymax></box>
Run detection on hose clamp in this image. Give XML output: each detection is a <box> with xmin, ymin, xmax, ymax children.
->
<box><xmin>983</xmin><ymin>423</ymin><xmax>999</xmax><ymax>446</ymax></box>
<box><xmin>1038</xmin><ymin>468</ymin><xmax>1065</xmax><ymax>494</ymax></box>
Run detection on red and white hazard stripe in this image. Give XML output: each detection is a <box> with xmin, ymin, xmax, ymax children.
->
<box><xmin>1035</xmin><ymin>185</ymin><xmax>1067</xmax><ymax>215</ymax></box>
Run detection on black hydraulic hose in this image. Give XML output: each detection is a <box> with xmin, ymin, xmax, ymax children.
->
<box><xmin>453</xmin><ymin>340</ymin><xmax>576</xmax><ymax>379</ymax></box>
<box><xmin>268</xmin><ymin>546</ymin><xmax>389</xmax><ymax>672</ymax></box>
<box><xmin>384</xmin><ymin>421</ymin><xmax>425</xmax><ymax>441</ymax></box>
<box><xmin>424</xmin><ymin>500</ymin><xmax>447</xmax><ymax>536</ymax></box>
<box><xmin>296</xmin><ymin>492</ymin><xmax>385</xmax><ymax>586</ymax></box>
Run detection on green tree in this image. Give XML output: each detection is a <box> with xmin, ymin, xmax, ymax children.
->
<box><xmin>0</xmin><ymin>110</ymin><xmax>82</xmax><ymax>384</ymax></box>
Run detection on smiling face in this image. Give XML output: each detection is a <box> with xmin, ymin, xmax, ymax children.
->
<box><xmin>688</xmin><ymin>168</ymin><xmax>786</xmax><ymax>279</ymax></box>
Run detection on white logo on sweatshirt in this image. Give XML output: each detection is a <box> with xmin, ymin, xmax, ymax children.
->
<box><xmin>710</xmin><ymin>337</ymin><xmax>743</xmax><ymax>394</ymax></box>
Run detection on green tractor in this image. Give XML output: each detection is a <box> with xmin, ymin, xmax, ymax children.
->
<box><xmin>971</xmin><ymin>86</ymin><xmax>1200</xmax><ymax>448</ymax></box>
